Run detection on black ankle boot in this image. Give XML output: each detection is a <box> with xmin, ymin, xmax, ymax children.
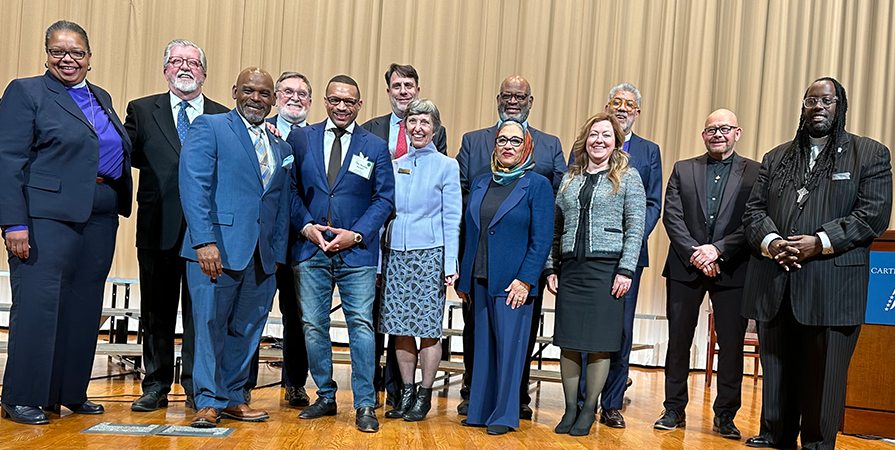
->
<box><xmin>403</xmin><ymin>386</ymin><xmax>432</xmax><ymax>422</ymax></box>
<box><xmin>385</xmin><ymin>384</ymin><xmax>415</xmax><ymax>419</ymax></box>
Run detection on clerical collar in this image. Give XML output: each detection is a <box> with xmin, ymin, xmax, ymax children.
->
<box><xmin>67</xmin><ymin>80</ymin><xmax>88</xmax><ymax>89</ymax></box>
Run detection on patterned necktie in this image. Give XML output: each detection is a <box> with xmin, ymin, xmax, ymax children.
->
<box><xmin>176</xmin><ymin>101</ymin><xmax>190</xmax><ymax>144</ymax></box>
<box><xmin>328</xmin><ymin>127</ymin><xmax>347</xmax><ymax>188</ymax></box>
<box><xmin>395</xmin><ymin>119</ymin><xmax>408</xmax><ymax>158</ymax></box>
<box><xmin>249</xmin><ymin>127</ymin><xmax>271</xmax><ymax>187</ymax></box>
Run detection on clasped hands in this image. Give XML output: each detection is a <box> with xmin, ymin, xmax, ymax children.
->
<box><xmin>546</xmin><ymin>273</ymin><xmax>631</xmax><ymax>299</ymax></box>
<box><xmin>302</xmin><ymin>223</ymin><xmax>358</xmax><ymax>252</ymax></box>
<box><xmin>768</xmin><ymin>235</ymin><xmax>822</xmax><ymax>271</ymax></box>
<box><xmin>690</xmin><ymin>244</ymin><xmax>721</xmax><ymax>277</ymax></box>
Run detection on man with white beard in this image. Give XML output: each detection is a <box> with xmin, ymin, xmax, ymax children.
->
<box><xmin>125</xmin><ymin>39</ymin><xmax>230</xmax><ymax>413</ymax></box>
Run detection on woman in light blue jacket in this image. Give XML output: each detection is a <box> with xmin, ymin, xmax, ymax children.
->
<box><xmin>380</xmin><ymin>99</ymin><xmax>461</xmax><ymax>422</ymax></box>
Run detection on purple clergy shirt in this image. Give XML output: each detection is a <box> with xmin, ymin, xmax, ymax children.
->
<box><xmin>66</xmin><ymin>85</ymin><xmax>124</xmax><ymax>179</ymax></box>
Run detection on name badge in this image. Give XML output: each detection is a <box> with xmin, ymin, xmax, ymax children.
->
<box><xmin>398</xmin><ymin>167</ymin><xmax>411</xmax><ymax>175</ymax></box>
<box><xmin>349</xmin><ymin>152</ymin><xmax>374</xmax><ymax>179</ymax></box>
<box><xmin>832</xmin><ymin>172</ymin><xmax>851</xmax><ymax>181</ymax></box>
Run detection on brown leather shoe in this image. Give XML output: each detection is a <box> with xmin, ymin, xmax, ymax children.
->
<box><xmin>190</xmin><ymin>407</ymin><xmax>220</xmax><ymax>428</ymax></box>
<box><xmin>221</xmin><ymin>403</ymin><xmax>269</xmax><ymax>422</ymax></box>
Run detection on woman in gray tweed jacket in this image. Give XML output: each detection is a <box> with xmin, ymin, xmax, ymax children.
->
<box><xmin>545</xmin><ymin>112</ymin><xmax>645</xmax><ymax>436</ymax></box>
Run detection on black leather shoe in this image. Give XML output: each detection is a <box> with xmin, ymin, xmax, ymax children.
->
<box><xmin>487</xmin><ymin>424</ymin><xmax>510</xmax><ymax>435</ymax></box>
<box><xmin>599</xmin><ymin>407</ymin><xmax>626</xmax><ymax>428</ymax></box>
<box><xmin>356</xmin><ymin>406</ymin><xmax>379</xmax><ymax>433</ymax></box>
<box><xmin>403</xmin><ymin>386</ymin><xmax>432</xmax><ymax>422</ymax></box>
<box><xmin>386</xmin><ymin>384</ymin><xmax>415</xmax><ymax>419</ymax></box>
<box><xmin>744</xmin><ymin>435</ymin><xmax>798</xmax><ymax>449</ymax></box>
<box><xmin>653</xmin><ymin>409</ymin><xmax>686</xmax><ymax>430</ymax></box>
<box><xmin>713</xmin><ymin>411</ymin><xmax>741</xmax><ymax>439</ymax></box>
<box><xmin>131</xmin><ymin>391</ymin><xmax>169</xmax><ymax>412</ymax></box>
<box><xmin>461</xmin><ymin>419</ymin><xmax>486</xmax><ymax>428</ymax></box>
<box><xmin>1</xmin><ymin>404</ymin><xmax>49</xmax><ymax>425</ymax></box>
<box><xmin>457</xmin><ymin>399</ymin><xmax>469</xmax><ymax>416</ymax></box>
<box><xmin>57</xmin><ymin>401</ymin><xmax>104</xmax><ymax>415</ymax></box>
<box><xmin>299</xmin><ymin>397</ymin><xmax>337</xmax><ymax>419</ymax></box>
<box><xmin>519</xmin><ymin>404</ymin><xmax>533</xmax><ymax>420</ymax></box>
<box><xmin>285</xmin><ymin>386</ymin><xmax>310</xmax><ymax>407</ymax></box>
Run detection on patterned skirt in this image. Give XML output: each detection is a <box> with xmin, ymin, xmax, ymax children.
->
<box><xmin>380</xmin><ymin>246</ymin><xmax>446</xmax><ymax>338</ymax></box>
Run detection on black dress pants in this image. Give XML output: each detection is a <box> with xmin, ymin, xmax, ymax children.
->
<box><xmin>3</xmin><ymin>182</ymin><xmax>118</xmax><ymax>406</ymax></box>
<box><xmin>137</xmin><ymin>246</ymin><xmax>193</xmax><ymax>397</ymax></box>
<box><xmin>663</xmin><ymin>276</ymin><xmax>747</xmax><ymax>416</ymax></box>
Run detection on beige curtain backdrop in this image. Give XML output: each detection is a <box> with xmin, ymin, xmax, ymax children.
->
<box><xmin>1</xmin><ymin>0</ymin><xmax>893</xmax><ymax>368</ymax></box>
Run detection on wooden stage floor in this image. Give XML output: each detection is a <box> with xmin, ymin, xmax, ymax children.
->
<box><xmin>0</xmin><ymin>352</ymin><xmax>891</xmax><ymax>449</ymax></box>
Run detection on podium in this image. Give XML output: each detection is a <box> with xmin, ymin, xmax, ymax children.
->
<box><xmin>841</xmin><ymin>230</ymin><xmax>895</xmax><ymax>438</ymax></box>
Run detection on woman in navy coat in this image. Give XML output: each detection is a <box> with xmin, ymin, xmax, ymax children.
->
<box><xmin>0</xmin><ymin>21</ymin><xmax>132</xmax><ymax>425</ymax></box>
<box><xmin>456</xmin><ymin>120</ymin><xmax>554</xmax><ymax>435</ymax></box>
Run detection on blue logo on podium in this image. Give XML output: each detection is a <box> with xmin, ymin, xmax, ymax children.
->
<box><xmin>867</xmin><ymin>251</ymin><xmax>895</xmax><ymax>325</ymax></box>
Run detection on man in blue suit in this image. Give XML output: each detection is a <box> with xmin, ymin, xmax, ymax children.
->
<box><xmin>569</xmin><ymin>83</ymin><xmax>663</xmax><ymax>428</ymax></box>
<box><xmin>288</xmin><ymin>75</ymin><xmax>395</xmax><ymax>433</ymax></box>
<box><xmin>179</xmin><ymin>67</ymin><xmax>292</xmax><ymax>428</ymax></box>
<box><xmin>455</xmin><ymin>75</ymin><xmax>567</xmax><ymax>418</ymax></box>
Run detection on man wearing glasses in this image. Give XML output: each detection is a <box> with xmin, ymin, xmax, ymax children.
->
<box><xmin>244</xmin><ymin>72</ymin><xmax>314</xmax><ymax>408</ymax></box>
<box><xmin>125</xmin><ymin>39</ymin><xmax>229</xmax><ymax>413</ymax></box>
<box><xmin>455</xmin><ymin>75</ymin><xmax>566</xmax><ymax>419</ymax></box>
<box><xmin>656</xmin><ymin>109</ymin><xmax>759</xmax><ymax>439</ymax></box>
<box><xmin>287</xmin><ymin>75</ymin><xmax>395</xmax><ymax>433</ymax></box>
<box><xmin>742</xmin><ymin>78</ymin><xmax>892</xmax><ymax>449</ymax></box>
<box><xmin>568</xmin><ymin>83</ymin><xmax>663</xmax><ymax>429</ymax></box>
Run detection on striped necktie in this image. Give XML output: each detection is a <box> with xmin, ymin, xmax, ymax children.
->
<box><xmin>249</xmin><ymin>127</ymin><xmax>271</xmax><ymax>187</ymax></box>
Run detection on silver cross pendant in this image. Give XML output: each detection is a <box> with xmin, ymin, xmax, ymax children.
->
<box><xmin>796</xmin><ymin>187</ymin><xmax>809</xmax><ymax>204</ymax></box>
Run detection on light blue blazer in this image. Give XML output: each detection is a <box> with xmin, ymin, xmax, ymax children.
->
<box><xmin>387</xmin><ymin>142</ymin><xmax>462</xmax><ymax>274</ymax></box>
<box><xmin>179</xmin><ymin>109</ymin><xmax>292</xmax><ymax>274</ymax></box>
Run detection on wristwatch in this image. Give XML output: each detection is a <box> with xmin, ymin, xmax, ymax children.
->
<box><xmin>353</xmin><ymin>232</ymin><xmax>363</xmax><ymax>244</ymax></box>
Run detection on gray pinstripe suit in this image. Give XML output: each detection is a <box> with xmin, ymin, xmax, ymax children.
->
<box><xmin>742</xmin><ymin>132</ymin><xmax>892</xmax><ymax>449</ymax></box>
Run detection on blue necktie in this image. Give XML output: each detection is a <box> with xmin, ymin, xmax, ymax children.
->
<box><xmin>176</xmin><ymin>101</ymin><xmax>190</xmax><ymax>144</ymax></box>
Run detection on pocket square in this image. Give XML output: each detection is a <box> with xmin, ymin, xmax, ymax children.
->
<box><xmin>832</xmin><ymin>172</ymin><xmax>850</xmax><ymax>180</ymax></box>
<box><xmin>281</xmin><ymin>154</ymin><xmax>295</xmax><ymax>169</ymax></box>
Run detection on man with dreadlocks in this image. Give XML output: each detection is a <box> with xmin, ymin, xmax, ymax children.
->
<box><xmin>741</xmin><ymin>77</ymin><xmax>892</xmax><ymax>450</ymax></box>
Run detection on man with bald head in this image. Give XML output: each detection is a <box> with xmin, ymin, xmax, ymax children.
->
<box><xmin>656</xmin><ymin>109</ymin><xmax>759</xmax><ymax>438</ymax></box>
<box><xmin>456</xmin><ymin>75</ymin><xmax>566</xmax><ymax>418</ymax></box>
<box><xmin>179</xmin><ymin>67</ymin><xmax>293</xmax><ymax>427</ymax></box>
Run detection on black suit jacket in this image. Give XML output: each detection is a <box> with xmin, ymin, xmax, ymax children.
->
<box><xmin>741</xmin><ymin>133</ymin><xmax>892</xmax><ymax>326</ymax></box>
<box><xmin>0</xmin><ymin>72</ymin><xmax>132</xmax><ymax>226</ymax></box>
<box><xmin>662</xmin><ymin>153</ymin><xmax>760</xmax><ymax>286</ymax></box>
<box><xmin>360</xmin><ymin>112</ymin><xmax>448</xmax><ymax>156</ymax></box>
<box><xmin>125</xmin><ymin>93</ymin><xmax>230</xmax><ymax>251</ymax></box>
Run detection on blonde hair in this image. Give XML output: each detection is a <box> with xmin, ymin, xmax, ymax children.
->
<box><xmin>563</xmin><ymin>112</ymin><xmax>629</xmax><ymax>194</ymax></box>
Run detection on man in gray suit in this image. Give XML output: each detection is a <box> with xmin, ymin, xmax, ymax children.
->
<box><xmin>455</xmin><ymin>75</ymin><xmax>566</xmax><ymax>418</ymax></box>
<box><xmin>657</xmin><ymin>109</ymin><xmax>759</xmax><ymax>439</ymax></box>
<box><xmin>742</xmin><ymin>77</ymin><xmax>892</xmax><ymax>450</ymax></box>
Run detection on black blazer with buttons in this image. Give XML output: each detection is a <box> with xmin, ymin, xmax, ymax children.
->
<box><xmin>125</xmin><ymin>93</ymin><xmax>229</xmax><ymax>251</ymax></box>
<box><xmin>741</xmin><ymin>133</ymin><xmax>893</xmax><ymax>326</ymax></box>
<box><xmin>662</xmin><ymin>153</ymin><xmax>760</xmax><ymax>287</ymax></box>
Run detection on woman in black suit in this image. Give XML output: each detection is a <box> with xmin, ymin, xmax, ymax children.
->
<box><xmin>0</xmin><ymin>20</ymin><xmax>131</xmax><ymax>425</ymax></box>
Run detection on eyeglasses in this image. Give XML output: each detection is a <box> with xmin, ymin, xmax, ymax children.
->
<box><xmin>325</xmin><ymin>96</ymin><xmax>359</xmax><ymax>107</ymax></box>
<box><xmin>609</xmin><ymin>98</ymin><xmax>639</xmax><ymax>111</ymax></box>
<box><xmin>167</xmin><ymin>57</ymin><xmax>202</xmax><ymax>70</ymax></box>
<box><xmin>499</xmin><ymin>92</ymin><xmax>529</xmax><ymax>103</ymax></box>
<box><xmin>496</xmin><ymin>136</ymin><xmax>524</xmax><ymax>148</ymax></box>
<box><xmin>703</xmin><ymin>125</ymin><xmax>739</xmax><ymax>136</ymax></box>
<box><xmin>279</xmin><ymin>88</ymin><xmax>310</xmax><ymax>100</ymax></box>
<box><xmin>803</xmin><ymin>96</ymin><xmax>838</xmax><ymax>109</ymax></box>
<box><xmin>47</xmin><ymin>49</ymin><xmax>88</xmax><ymax>60</ymax></box>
